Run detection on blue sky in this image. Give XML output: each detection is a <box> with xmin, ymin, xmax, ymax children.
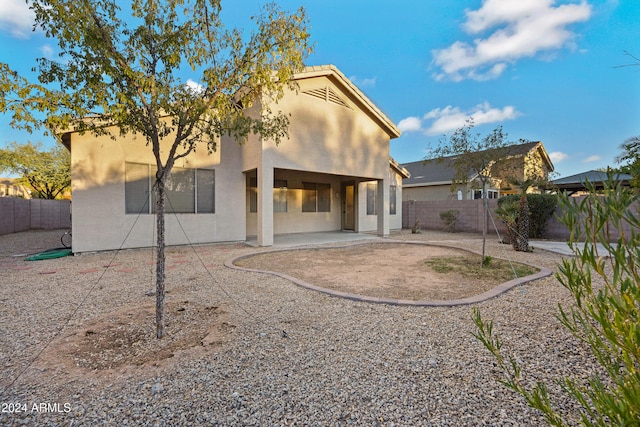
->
<box><xmin>1</xmin><ymin>0</ymin><xmax>638</xmax><ymax>178</ymax></box>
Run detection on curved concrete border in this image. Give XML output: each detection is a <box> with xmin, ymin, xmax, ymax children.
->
<box><xmin>225</xmin><ymin>240</ymin><xmax>553</xmax><ymax>307</ymax></box>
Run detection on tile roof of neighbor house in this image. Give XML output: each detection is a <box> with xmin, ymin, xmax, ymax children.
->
<box><xmin>401</xmin><ymin>157</ymin><xmax>462</xmax><ymax>187</ymax></box>
<box><xmin>401</xmin><ymin>141</ymin><xmax>546</xmax><ymax>187</ymax></box>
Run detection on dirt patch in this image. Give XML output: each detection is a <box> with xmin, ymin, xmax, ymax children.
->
<box><xmin>235</xmin><ymin>243</ymin><xmax>537</xmax><ymax>301</ymax></box>
<box><xmin>39</xmin><ymin>300</ymin><xmax>234</xmax><ymax>377</ymax></box>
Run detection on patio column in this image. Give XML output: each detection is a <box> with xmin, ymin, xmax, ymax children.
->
<box><xmin>377</xmin><ymin>177</ymin><xmax>389</xmax><ymax>237</ymax></box>
<box><xmin>257</xmin><ymin>166</ymin><xmax>274</xmax><ymax>246</ymax></box>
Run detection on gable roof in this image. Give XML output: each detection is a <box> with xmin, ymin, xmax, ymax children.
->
<box><xmin>294</xmin><ymin>65</ymin><xmax>401</xmax><ymax>139</ymax></box>
<box><xmin>401</xmin><ymin>141</ymin><xmax>552</xmax><ymax>187</ymax></box>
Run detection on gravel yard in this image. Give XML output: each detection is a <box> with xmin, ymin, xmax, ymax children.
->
<box><xmin>0</xmin><ymin>229</ymin><xmax>601</xmax><ymax>426</ymax></box>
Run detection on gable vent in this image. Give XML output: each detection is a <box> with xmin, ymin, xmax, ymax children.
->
<box><xmin>303</xmin><ymin>86</ymin><xmax>351</xmax><ymax>109</ymax></box>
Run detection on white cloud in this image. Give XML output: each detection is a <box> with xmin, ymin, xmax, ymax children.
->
<box><xmin>583</xmin><ymin>155</ymin><xmax>601</xmax><ymax>163</ymax></box>
<box><xmin>185</xmin><ymin>79</ymin><xmax>204</xmax><ymax>94</ymax></box>
<box><xmin>426</xmin><ymin>102</ymin><xmax>521</xmax><ymax>135</ymax></box>
<box><xmin>0</xmin><ymin>0</ymin><xmax>35</xmax><ymax>39</ymax></box>
<box><xmin>397</xmin><ymin>116</ymin><xmax>422</xmax><ymax>133</ymax></box>
<box><xmin>398</xmin><ymin>102</ymin><xmax>521</xmax><ymax>135</ymax></box>
<box><xmin>40</xmin><ymin>44</ymin><xmax>54</xmax><ymax>59</ymax></box>
<box><xmin>432</xmin><ymin>0</ymin><xmax>592</xmax><ymax>81</ymax></box>
<box><xmin>549</xmin><ymin>151</ymin><xmax>569</xmax><ymax>162</ymax></box>
<box><xmin>349</xmin><ymin>75</ymin><xmax>377</xmax><ymax>88</ymax></box>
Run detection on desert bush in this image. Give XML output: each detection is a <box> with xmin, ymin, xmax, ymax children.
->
<box><xmin>439</xmin><ymin>209</ymin><xmax>459</xmax><ymax>232</ymax></box>
<box><xmin>474</xmin><ymin>175</ymin><xmax>640</xmax><ymax>425</ymax></box>
<box><xmin>498</xmin><ymin>193</ymin><xmax>557</xmax><ymax>238</ymax></box>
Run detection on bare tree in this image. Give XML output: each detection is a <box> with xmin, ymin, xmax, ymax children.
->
<box><xmin>0</xmin><ymin>0</ymin><xmax>312</xmax><ymax>338</ymax></box>
<box><xmin>428</xmin><ymin>120</ymin><xmax>511</xmax><ymax>266</ymax></box>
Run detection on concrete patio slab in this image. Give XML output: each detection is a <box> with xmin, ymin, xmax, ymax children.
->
<box><xmin>245</xmin><ymin>231</ymin><xmax>381</xmax><ymax>248</ymax></box>
<box><xmin>531</xmin><ymin>240</ymin><xmax>615</xmax><ymax>256</ymax></box>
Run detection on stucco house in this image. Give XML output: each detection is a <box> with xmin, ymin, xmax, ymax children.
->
<box><xmin>61</xmin><ymin>65</ymin><xmax>408</xmax><ymax>253</ymax></box>
<box><xmin>401</xmin><ymin>141</ymin><xmax>554</xmax><ymax>201</ymax></box>
<box><xmin>0</xmin><ymin>178</ymin><xmax>32</xmax><ymax>199</ymax></box>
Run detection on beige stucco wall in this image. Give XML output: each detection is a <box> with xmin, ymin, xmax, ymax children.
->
<box><xmin>357</xmin><ymin>167</ymin><xmax>403</xmax><ymax>232</ymax></box>
<box><xmin>243</xmin><ymin>75</ymin><xmax>390</xmax><ymax>180</ymax></box>
<box><xmin>242</xmin><ymin>71</ymin><xmax>394</xmax><ymax>241</ymax></box>
<box><xmin>70</xmin><ymin>127</ymin><xmax>246</xmax><ymax>253</ymax></box>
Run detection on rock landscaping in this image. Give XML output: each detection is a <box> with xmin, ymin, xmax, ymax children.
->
<box><xmin>0</xmin><ymin>229</ymin><xmax>599</xmax><ymax>426</ymax></box>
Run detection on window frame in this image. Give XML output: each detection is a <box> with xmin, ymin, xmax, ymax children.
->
<box><xmin>124</xmin><ymin>162</ymin><xmax>215</xmax><ymax>215</ymax></box>
<box><xmin>273</xmin><ymin>179</ymin><xmax>288</xmax><ymax>213</ymax></box>
<box><xmin>302</xmin><ymin>182</ymin><xmax>331</xmax><ymax>213</ymax></box>
<box><xmin>366</xmin><ymin>182</ymin><xmax>377</xmax><ymax>215</ymax></box>
<box><xmin>389</xmin><ymin>185</ymin><xmax>397</xmax><ymax>215</ymax></box>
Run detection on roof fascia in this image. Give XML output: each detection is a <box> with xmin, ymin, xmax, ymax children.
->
<box><xmin>403</xmin><ymin>180</ymin><xmax>453</xmax><ymax>188</ymax></box>
<box><xmin>390</xmin><ymin>157</ymin><xmax>410</xmax><ymax>178</ymax></box>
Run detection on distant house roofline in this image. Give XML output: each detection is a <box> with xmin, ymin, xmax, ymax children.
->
<box><xmin>401</xmin><ymin>140</ymin><xmax>554</xmax><ymax>187</ymax></box>
<box><xmin>549</xmin><ymin>170</ymin><xmax>632</xmax><ymax>193</ymax></box>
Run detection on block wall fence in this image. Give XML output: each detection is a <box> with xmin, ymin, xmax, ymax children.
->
<box><xmin>0</xmin><ymin>198</ymin><xmax>71</xmax><ymax>235</ymax></box>
<box><xmin>402</xmin><ymin>196</ymin><xmax>638</xmax><ymax>242</ymax></box>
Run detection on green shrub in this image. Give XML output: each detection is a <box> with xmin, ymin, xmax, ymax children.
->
<box><xmin>494</xmin><ymin>198</ymin><xmax>519</xmax><ymax>245</ymax></box>
<box><xmin>439</xmin><ymin>209</ymin><xmax>459</xmax><ymax>232</ymax></box>
<box><xmin>498</xmin><ymin>193</ymin><xmax>557</xmax><ymax>238</ymax></box>
<box><xmin>474</xmin><ymin>175</ymin><xmax>640</xmax><ymax>425</ymax></box>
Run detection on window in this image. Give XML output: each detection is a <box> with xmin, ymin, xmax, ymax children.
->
<box><xmin>249</xmin><ymin>177</ymin><xmax>257</xmax><ymax>213</ymax></box>
<box><xmin>390</xmin><ymin>185</ymin><xmax>397</xmax><ymax>215</ymax></box>
<box><xmin>248</xmin><ymin>178</ymin><xmax>288</xmax><ymax>213</ymax></box>
<box><xmin>274</xmin><ymin>179</ymin><xmax>288</xmax><ymax>213</ymax></box>
<box><xmin>196</xmin><ymin>169</ymin><xmax>215</xmax><ymax>213</ymax></box>
<box><xmin>366</xmin><ymin>182</ymin><xmax>377</xmax><ymax>215</ymax></box>
<box><xmin>157</xmin><ymin>167</ymin><xmax>195</xmax><ymax>213</ymax></box>
<box><xmin>318</xmin><ymin>184</ymin><xmax>331</xmax><ymax>212</ymax></box>
<box><xmin>125</xmin><ymin>163</ymin><xmax>151</xmax><ymax>214</ymax></box>
<box><xmin>125</xmin><ymin>162</ymin><xmax>214</xmax><ymax>214</ymax></box>
<box><xmin>473</xmin><ymin>189</ymin><xmax>499</xmax><ymax>200</ymax></box>
<box><xmin>302</xmin><ymin>182</ymin><xmax>331</xmax><ymax>212</ymax></box>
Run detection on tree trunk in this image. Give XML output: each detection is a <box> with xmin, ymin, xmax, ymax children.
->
<box><xmin>481</xmin><ymin>180</ymin><xmax>487</xmax><ymax>268</ymax></box>
<box><xmin>155</xmin><ymin>176</ymin><xmax>166</xmax><ymax>339</ymax></box>
<box><xmin>515</xmin><ymin>194</ymin><xmax>530</xmax><ymax>252</ymax></box>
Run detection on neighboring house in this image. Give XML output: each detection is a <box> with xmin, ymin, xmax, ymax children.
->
<box><xmin>401</xmin><ymin>141</ymin><xmax>554</xmax><ymax>201</ymax></box>
<box><xmin>549</xmin><ymin>170</ymin><xmax>632</xmax><ymax>195</ymax></box>
<box><xmin>0</xmin><ymin>178</ymin><xmax>32</xmax><ymax>199</ymax></box>
<box><xmin>61</xmin><ymin>65</ymin><xmax>408</xmax><ymax>253</ymax></box>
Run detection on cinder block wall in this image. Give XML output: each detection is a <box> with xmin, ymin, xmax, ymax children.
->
<box><xmin>544</xmin><ymin>196</ymin><xmax>638</xmax><ymax>241</ymax></box>
<box><xmin>402</xmin><ymin>199</ymin><xmax>508</xmax><ymax>236</ymax></box>
<box><xmin>403</xmin><ymin>196</ymin><xmax>639</xmax><ymax>242</ymax></box>
<box><xmin>0</xmin><ymin>198</ymin><xmax>71</xmax><ymax>235</ymax></box>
